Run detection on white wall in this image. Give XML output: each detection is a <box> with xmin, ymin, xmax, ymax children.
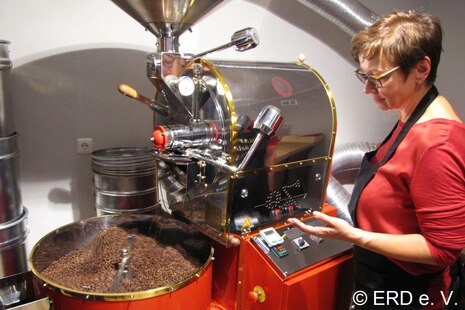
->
<box><xmin>1</xmin><ymin>0</ymin><xmax>464</xmax><ymax>252</ymax></box>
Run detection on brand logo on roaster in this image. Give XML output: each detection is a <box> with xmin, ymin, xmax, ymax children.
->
<box><xmin>272</xmin><ymin>76</ymin><xmax>293</xmax><ymax>97</ymax></box>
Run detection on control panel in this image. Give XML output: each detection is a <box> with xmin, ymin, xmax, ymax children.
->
<box><xmin>253</xmin><ymin>218</ymin><xmax>352</xmax><ymax>276</ymax></box>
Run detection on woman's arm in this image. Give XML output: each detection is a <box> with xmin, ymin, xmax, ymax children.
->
<box><xmin>287</xmin><ymin>211</ymin><xmax>435</xmax><ymax>265</ymax></box>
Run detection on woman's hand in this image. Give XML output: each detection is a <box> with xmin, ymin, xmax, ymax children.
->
<box><xmin>287</xmin><ymin>211</ymin><xmax>436</xmax><ymax>265</ymax></box>
<box><xmin>287</xmin><ymin>211</ymin><xmax>358</xmax><ymax>243</ymax></box>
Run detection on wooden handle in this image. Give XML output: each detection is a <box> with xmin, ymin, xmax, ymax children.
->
<box><xmin>118</xmin><ymin>83</ymin><xmax>151</xmax><ymax>105</ymax></box>
<box><xmin>118</xmin><ymin>83</ymin><xmax>139</xmax><ymax>99</ymax></box>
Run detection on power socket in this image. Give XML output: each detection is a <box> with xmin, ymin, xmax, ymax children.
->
<box><xmin>77</xmin><ymin>138</ymin><xmax>93</xmax><ymax>154</ymax></box>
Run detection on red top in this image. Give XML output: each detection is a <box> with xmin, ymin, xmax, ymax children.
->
<box><xmin>357</xmin><ymin>119</ymin><xmax>465</xmax><ymax>305</ymax></box>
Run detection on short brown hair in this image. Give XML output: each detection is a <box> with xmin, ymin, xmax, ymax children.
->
<box><xmin>351</xmin><ymin>11</ymin><xmax>442</xmax><ymax>84</ymax></box>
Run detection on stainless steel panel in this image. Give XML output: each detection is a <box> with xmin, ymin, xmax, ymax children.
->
<box><xmin>158</xmin><ymin>60</ymin><xmax>336</xmax><ymax>242</ymax></box>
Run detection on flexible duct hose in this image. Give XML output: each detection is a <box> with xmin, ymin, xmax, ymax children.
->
<box><xmin>326</xmin><ymin>142</ymin><xmax>377</xmax><ymax>225</ymax></box>
<box><xmin>246</xmin><ymin>0</ymin><xmax>378</xmax><ymax>63</ymax></box>
<box><xmin>296</xmin><ymin>0</ymin><xmax>377</xmax><ymax>36</ymax></box>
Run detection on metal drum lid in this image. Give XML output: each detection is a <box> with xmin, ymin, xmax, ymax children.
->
<box><xmin>92</xmin><ymin>147</ymin><xmax>156</xmax><ymax>176</ymax></box>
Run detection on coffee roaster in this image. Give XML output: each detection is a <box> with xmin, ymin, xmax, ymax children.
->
<box><xmin>112</xmin><ymin>0</ymin><xmax>336</xmax><ymax>245</ymax></box>
<box><xmin>111</xmin><ymin>0</ymin><xmax>353</xmax><ymax>308</ymax></box>
<box><xmin>29</xmin><ymin>0</ymin><xmax>354</xmax><ymax>309</ymax></box>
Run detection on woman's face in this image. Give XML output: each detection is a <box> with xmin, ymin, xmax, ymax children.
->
<box><xmin>358</xmin><ymin>56</ymin><xmax>417</xmax><ymax>113</ymax></box>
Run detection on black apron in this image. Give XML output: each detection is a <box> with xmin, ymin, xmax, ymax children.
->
<box><xmin>348</xmin><ymin>86</ymin><xmax>441</xmax><ymax>309</ymax></box>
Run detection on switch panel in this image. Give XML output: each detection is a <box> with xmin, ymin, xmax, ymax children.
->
<box><xmin>292</xmin><ymin>237</ymin><xmax>309</xmax><ymax>250</ymax></box>
<box><xmin>252</xmin><ymin>222</ymin><xmax>352</xmax><ymax>276</ymax></box>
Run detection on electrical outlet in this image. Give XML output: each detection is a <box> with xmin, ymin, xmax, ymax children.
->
<box><xmin>77</xmin><ymin>138</ymin><xmax>93</xmax><ymax>154</ymax></box>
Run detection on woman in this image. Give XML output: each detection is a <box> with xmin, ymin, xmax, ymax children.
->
<box><xmin>288</xmin><ymin>11</ymin><xmax>465</xmax><ymax>309</ymax></box>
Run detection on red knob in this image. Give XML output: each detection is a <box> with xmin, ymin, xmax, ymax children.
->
<box><xmin>248</xmin><ymin>291</ymin><xmax>259</xmax><ymax>302</ymax></box>
<box><xmin>152</xmin><ymin>126</ymin><xmax>167</xmax><ymax>150</ymax></box>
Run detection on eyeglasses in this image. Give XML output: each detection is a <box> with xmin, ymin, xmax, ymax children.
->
<box><xmin>354</xmin><ymin>66</ymin><xmax>400</xmax><ymax>88</ymax></box>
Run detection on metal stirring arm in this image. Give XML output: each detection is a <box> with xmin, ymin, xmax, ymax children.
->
<box><xmin>191</xmin><ymin>27</ymin><xmax>259</xmax><ymax>60</ymax></box>
<box><xmin>110</xmin><ymin>234</ymin><xmax>136</xmax><ymax>293</ymax></box>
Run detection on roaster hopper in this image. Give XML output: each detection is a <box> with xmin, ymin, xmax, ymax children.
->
<box><xmin>111</xmin><ymin>0</ymin><xmax>336</xmax><ymax>246</ymax></box>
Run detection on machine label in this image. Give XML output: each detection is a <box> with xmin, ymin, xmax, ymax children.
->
<box><xmin>241</xmin><ymin>216</ymin><xmax>253</xmax><ymax>230</ymax></box>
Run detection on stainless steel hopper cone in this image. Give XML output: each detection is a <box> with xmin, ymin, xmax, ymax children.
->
<box><xmin>111</xmin><ymin>0</ymin><xmax>223</xmax><ymax>51</ymax></box>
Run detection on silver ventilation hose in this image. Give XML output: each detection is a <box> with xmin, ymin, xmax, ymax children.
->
<box><xmin>296</xmin><ymin>0</ymin><xmax>377</xmax><ymax>36</ymax></box>
<box><xmin>326</xmin><ymin>142</ymin><xmax>377</xmax><ymax>225</ymax></box>
<box><xmin>247</xmin><ymin>0</ymin><xmax>378</xmax><ymax>63</ymax></box>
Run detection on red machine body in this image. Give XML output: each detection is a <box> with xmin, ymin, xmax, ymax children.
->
<box><xmin>211</xmin><ymin>205</ymin><xmax>354</xmax><ymax>310</ymax></box>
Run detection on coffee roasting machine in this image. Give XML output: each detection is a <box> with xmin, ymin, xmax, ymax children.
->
<box><xmin>26</xmin><ymin>0</ymin><xmax>355</xmax><ymax>309</ymax></box>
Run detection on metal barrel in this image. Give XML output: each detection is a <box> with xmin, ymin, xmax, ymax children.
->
<box><xmin>0</xmin><ymin>209</ymin><xmax>29</xmax><ymax>279</ymax></box>
<box><xmin>0</xmin><ymin>40</ymin><xmax>14</xmax><ymax>138</ymax></box>
<box><xmin>92</xmin><ymin>147</ymin><xmax>159</xmax><ymax>215</ymax></box>
<box><xmin>0</xmin><ymin>133</ymin><xmax>23</xmax><ymax>223</ymax></box>
<box><xmin>0</xmin><ymin>41</ymin><xmax>23</xmax><ymax>226</ymax></box>
<box><xmin>0</xmin><ymin>41</ymin><xmax>31</xmax><ymax>308</ymax></box>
